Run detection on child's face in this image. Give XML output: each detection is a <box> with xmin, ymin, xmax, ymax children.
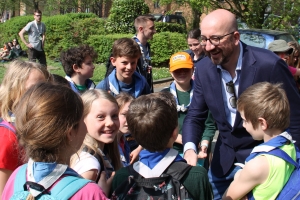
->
<box><xmin>171</xmin><ymin>68</ymin><xmax>193</xmax><ymax>85</ymax></box>
<box><xmin>111</xmin><ymin>56</ymin><xmax>138</xmax><ymax>84</ymax></box>
<box><xmin>188</xmin><ymin>38</ymin><xmax>202</xmax><ymax>57</ymax></box>
<box><xmin>84</xmin><ymin>98</ymin><xmax>120</xmax><ymax>148</ymax></box>
<box><xmin>119</xmin><ymin>102</ymin><xmax>131</xmax><ymax>135</ymax></box>
<box><xmin>79</xmin><ymin>56</ymin><xmax>95</xmax><ymax>79</ymax></box>
<box><xmin>240</xmin><ymin>110</ymin><xmax>263</xmax><ymax>140</ymax></box>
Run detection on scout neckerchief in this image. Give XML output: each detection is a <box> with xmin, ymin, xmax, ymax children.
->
<box><xmin>170</xmin><ymin>80</ymin><xmax>194</xmax><ymax>112</ymax></box>
<box><xmin>132</xmin><ymin>36</ymin><xmax>150</xmax><ymax>73</ymax></box>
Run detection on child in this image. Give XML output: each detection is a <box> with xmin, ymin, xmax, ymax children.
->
<box><xmin>0</xmin><ymin>60</ymin><xmax>51</xmax><ymax>196</ymax></box>
<box><xmin>223</xmin><ymin>82</ymin><xmax>296</xmax><ymax>200</ymax></box>
<box><xmin>96</xmin><ymin>38</ymin><xmax>150</xmax><ymax>97</ymax></box>
<box><xmin>71</xmin><ymin>89</ymin><xmax>122</xmax><ymax>195</ymax></box>
<box><xmin>162</xmin><ymin>52</ymin><xmax>216</xmax><ymax>168</ymax></box>
<box><xmin>2</xmin><ymin>82</ymin><xmax>108</xmax><ymax>199</ymax></box>
<box><xmin>60</xmin><ymin>44</ymin><xmax>98</xmax><ymax>94</ymax></box>
<box><xmin>115</xmin><ymin>92</ymin><xmax>135</xmax><ymax>166</ymax></box>
<box><xmin>111</xmin><ymin>92</ymin><xmax>213</xmax><ymax>199</ymax></box>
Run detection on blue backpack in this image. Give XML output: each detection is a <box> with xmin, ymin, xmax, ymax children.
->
<box><xmin>246</xmin><ymin>133</ymin><xmax>300</xmax><ymax>200</ymax></box>
<box><xmin>11</xmin><ymin>164</ymin><xmax>91</xmax><ymax>200</ymax></box>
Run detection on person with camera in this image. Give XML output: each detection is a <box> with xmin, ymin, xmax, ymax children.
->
<box><xmin>19</xmin><ymin>9</ymin><xmax>47</xmax><ymax>67</ymax></box>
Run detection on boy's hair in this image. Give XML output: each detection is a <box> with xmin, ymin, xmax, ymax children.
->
<box><xmin>237</xmin><ymin>82</ymin><xmax>290</xmax><ymax>130</ymax></box>
<box><xmin>112</xmin><ymin>38</ymin><xmax>141</xmax><ymax>59</ymax></box>
<box><xmin>0</xmin><ymin>60</ymin><xmax>52</xmax><ymax>122</ymax></box>
<box><xmin>115</xmin><ymin>92</ymin><xmax>134</xmax><ymax>112</ymax></box>
<box><xmin>60</xmin><ymin>44</ymin><xmax>98</xmax><ymax>77</ymax></box>
<box><xmin>15</xmin><ymin>82</ymin><xmax>83</xmax><ymax>163</ymax></box>
<box><xmin>187</xmin><ymin>28</ymin><xmax>201</xmax><ymax>40</ymax></box>
<box><xmin>127</xmin><ymin>92</ymin><xmax>178</xmax><ymax>152</ymax></box>
<box><xmin>134</xmin><ymin>15</ymin><xmax>155</xmax><ymax>32</ymax></box>
<box><xmin>79</xmin><ymin>89</ymin><xmax>122</xmax><ymax>171</ymax></box>
<box><xmin>34</xmin><ymin>9</ymin><xmax>42</xmax><ymax>14</ymax></box>
<box><xmin>52</xmin><ymin>74</ymin><xmax>71</xmax><ymax>88</ymax></box>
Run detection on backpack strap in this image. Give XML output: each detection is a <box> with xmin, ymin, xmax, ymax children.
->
<box><xmin>0</xmin><ymin>118</ymin><xmax>16</xmax><ymax>134</ymax></box>
<box><xmin>14</xmin><ymin>164</ymin><xmax>28</xmax><ymax>193</ymax></box>
<box><xmin>51</xmin><ymin>175</ymin><xmax>91</xmax><ymax>199</ymax></box>
<box><xmin>164</xmin><ymin>161</ymin><xmax>192</xmax><ymax>181</ymax></box>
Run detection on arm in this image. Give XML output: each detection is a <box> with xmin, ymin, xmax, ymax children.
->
<box><xmin>80</xmin><ymin>169</ymin><xmax>98</xmax><ymax>181</ymax></box>
<box><xmin>19</xmin><ymin>28</ymin><xmax>33</xmax><ymax>49</ymax></box>
<box><xmin>130</xmin><ymin>145</ymin><xmax>142</xmax><ymax>164</ymax></box>
<box><xmin>42</xmin><ymin>33</ymin><xmax>46</xmax><ymax>49</ymax></box>
<box><xmin>0</xmin><ymin>169</ymin><xmax>13</xmax><ymax>197</ymax></box>
<box><xmin>222</xmin><ymin>156</ymin><xmax>269</xmax><ymax>200</ymax></box>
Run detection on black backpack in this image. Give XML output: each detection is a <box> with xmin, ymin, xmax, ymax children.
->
<box><xmin>111</xmin><ymin>161</ymin><xmax>194</xmax><ymax>200</ymax></box>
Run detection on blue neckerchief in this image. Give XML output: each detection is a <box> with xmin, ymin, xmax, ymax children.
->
<box><xmin>118</xmin><ymin>137</ymin><xmax>130</xmax><ymax>167</ymax></box>
<box><xmin>170</xmin><ymin>79</ymin><xmax>193</xmax><ymax>112</ymax></box>
<box><xmin>32</xmin><ymin>162</ymin><xmax>78</xmax><ymax>182</ymax></box>
<box><xmin>246</xmin><ymin>132</ymin><xmax>293</xmax><ymax>162</ymax></box>
<box><xmin>65</xmin><ymin>75</ymin><xmax>95</xmax><ymax>94</ymax></box>
<box><xmin>132</xmin><ymin>35</ymin><xmax>150</xmax><ymax>71</ymax></box>
<box><xmin>139</xmin><ymin>148</ymin><xmax>185</xmax><ymax>169</ymax></box>
<box><xmin>108</xmin><ymin>68</ymin><xmax>145</xmax><ymax>98</ymax></box>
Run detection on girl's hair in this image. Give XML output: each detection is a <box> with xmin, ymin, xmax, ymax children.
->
<box><xmin>288</xmin><ymin>41</ymin><xmax>300</xmax><ymax>68</ymax></box>
<box><xmin>187</xmin><ymin>28</ymin><xmax>201</xmax><ymax>40</ymax></box>
<box><xmin>0</xmin><ymin>60</ymin><xmax>52</xmax><ymax>122</ymax></box>
<box><xmin>15</xmin><ymin>82</ymin><xmax>83</xmax><ymax>163</ymax></box>
<box><xmin>78</xmin><ymin>89</ymin><xmax>122</xmax><ymax>171</ymax></box>
<box><xmin>115</xmin><ymin>92</ymin><xmax>134</xmax><ymax>111</ymax></box>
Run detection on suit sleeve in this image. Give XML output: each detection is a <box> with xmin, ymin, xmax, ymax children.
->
<box><xmin>270</xmin><ymin>59</ymin><xmax>300</xmax><ymax>148</ymax></box>
<box><xmin>182</xmin><ymin>64</ymin><xmax>209</xmax><ymax>149</ymax></box>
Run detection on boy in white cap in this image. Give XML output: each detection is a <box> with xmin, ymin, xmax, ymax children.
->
<box><xmin>162</xmin><ymin>52</ymin><xmax>216</xmax><ymax>168</ymax></box>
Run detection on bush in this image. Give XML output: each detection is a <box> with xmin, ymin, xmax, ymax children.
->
<box><xmin>154</xmin><ymin>22</ymin><xmax>187</xmax><ymax>34</ymax></box>
<box><xmin>105</xmin><ymin>0</ymin><xmax>149</xmax><ymax>34</ymax></box>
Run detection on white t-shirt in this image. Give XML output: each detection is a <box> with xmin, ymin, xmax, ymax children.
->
<box><xmin>72</xmin><ymin>151</ymin><xmax>101</xmax><ymax>175</ymax></box>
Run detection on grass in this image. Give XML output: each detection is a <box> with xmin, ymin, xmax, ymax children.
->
<box><xmin>0</xmin><ymin>59</ymin><xmax>171</xmax><ymax>83</ymax></box>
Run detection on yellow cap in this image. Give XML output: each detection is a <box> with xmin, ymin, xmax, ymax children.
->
<box><xmin>169</xmin><ymin>52</ymin><xmax>193</xmax><ymax>72</ymax></box>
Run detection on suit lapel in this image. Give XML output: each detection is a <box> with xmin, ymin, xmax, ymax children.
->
<box><xmin>233</xmin><ymin>43</ymin><xmax>257</xmax><ymax>129</ymax></box>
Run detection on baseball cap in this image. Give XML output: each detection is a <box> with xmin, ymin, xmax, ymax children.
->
<box><xmin>169</xmin><ymin>52</ymin><xmax>193</xmax><ymax>72</ymax></box>
<box><xmin>268</xmin><ymin>40</ymin><xmax>293</xmax><ymax>55</ymax></box>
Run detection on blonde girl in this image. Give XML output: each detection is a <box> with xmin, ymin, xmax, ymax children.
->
<box><xmin>0</xmin><ymin>60</ymin><xmax>51</xmax><ymax>196</ymax></box>
<box><xmin>71</xmin><ymin>89</ymin><xmax>122</xmax><ymax>195</ymax></box>
<box><xmin>2</xmin><ymin>82</ymin><xmax>108</xmax><ymax>199</ymax></box>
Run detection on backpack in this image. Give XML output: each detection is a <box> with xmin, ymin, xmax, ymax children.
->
<box><xmin>11</xmin><ymin>164</ymin><xmax>91</xmax><ymax>200</ymax></box>
<box><xmin>0</xmin><ymin>118</ymin><xmax>16</xmax><ymax>134</ymax></box>
<box><xmin>111</xmin><ymin>161</ymin><xmax>194</xmax><ymax>200</ymax></box>
<box><xmin>246</xmin><ymin>133</ymin><xmax>300</xmax><ymax>200</ymax></box>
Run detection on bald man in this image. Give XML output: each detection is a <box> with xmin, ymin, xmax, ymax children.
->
<box><xmin>182</xmin><ymin>9</ymin><xmax>300</xmax><ymax>199</ymax></box>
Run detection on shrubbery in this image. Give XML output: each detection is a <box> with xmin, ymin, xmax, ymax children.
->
<box><xmin>0</xmin><ymin>13</ymin><xmax>188</xmax><ymax>66</ymax></box>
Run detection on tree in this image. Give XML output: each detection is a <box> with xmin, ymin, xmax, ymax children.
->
<box><xmin>157</xmin><ymin>0</ymin><xmax>300</xmax><ymax>31</ymax></box>
<box><xmin>105</xmin><ymin>0</ymin><xmax>149</xmax><ymax>34</ymax></box>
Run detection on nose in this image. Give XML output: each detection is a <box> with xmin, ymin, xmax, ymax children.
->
<box><xmin>204</xmin><ymin>41</ymin><xmax>215</xmax><ymax>52</ymax></box>
<box><xmin>105</xmin><ymin>117</ymin><xmax>114</xmax><ymax>127</ymax></box>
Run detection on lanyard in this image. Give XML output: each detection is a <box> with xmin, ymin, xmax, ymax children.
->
<box><xmin>170</xmin><ymin>80</ymin><xmax>194</xmax><ymax>112</ymax></box>
<box><xmin>133</xmin><ymin>36</ymin><xmax>150</xmax><ymax>71</ymax></box>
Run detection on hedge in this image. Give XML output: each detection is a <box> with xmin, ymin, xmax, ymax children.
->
<box><xmin>0</xmin><ymin>13</ymin><xmax>188</xmax><ymax>66</ymax></box>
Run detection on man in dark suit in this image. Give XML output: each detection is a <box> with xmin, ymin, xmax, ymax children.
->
<box><xmin>182</xmin><ymin>9</ymin><xmax>300</xmax><ymax>200</ymax></box>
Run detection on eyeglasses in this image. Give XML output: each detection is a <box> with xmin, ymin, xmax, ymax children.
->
<box><xmin>226</xmin><ymin>81</ymin><xmax>237</xmax><ymax>108</ymax></box>
<box><xmin>35</xmin><ymin>14</ymin><xmax>41</xmax><ymax>17</ymax></box>
<box><xmin>200</xmin><ymin>32</ymin><xmax>235</xmax><ymax>46</ymax></box>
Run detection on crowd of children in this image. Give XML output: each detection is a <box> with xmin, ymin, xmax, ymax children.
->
<box><xmin>0</xmin><ymin>39</ymin><xmax>25</xmax><ymax>62</ymax></box>
<box><xmin>0</xmin><ymin>14</ymin><xmax>300</xmax><ymax>200</ymax></box>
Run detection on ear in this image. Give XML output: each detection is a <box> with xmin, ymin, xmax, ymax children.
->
<box><xmin>258</xmin><ymin>117</ymin><xmax>268</xmax><ymax>131</ymax></box>
<box><xmin>233</xmin><ymin>31</ymin><xmax>240</xmax><ymax>45</ymax></box>
<box><xmin>171</xmin><ymin>126</ymin><xmax>179</xmax><ymax>141</ymax></box>
<box><xmin>73</xmin><ymin>64</ymin><xmax>81</xmax><ymax>73</ymax></box>
<box><xmin>138</xmin><ymin>26</ymin><xmax>143</xmax><ymax>33</ymax></box>
<box><xmin>110</xmin><ymin>57</ymin><xmax>116</xmax><ymax>66</ymax></box>
<box><xmin>67</xmin><ymin>127</ymin><xmax>75</xmax><ymax>143</ymax></box>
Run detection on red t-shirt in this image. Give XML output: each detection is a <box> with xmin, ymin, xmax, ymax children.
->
<box><xmin>0</xmin><ymin>127</ymin><xmax>23</xmax><ymax>171</ymax></box>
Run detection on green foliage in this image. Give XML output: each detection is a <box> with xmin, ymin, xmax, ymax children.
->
<box><xmin>105</xmin><ymin>0</ymin><xmax>149</xmax><ymax>34</ymax></box>
<box><xmin>64</xmin><ymin>13</ymin><xmax>98</xmax><ymax>20</ymax></box>
<box><xmin>155</xmin><ymin>22</ymin><xmax>186</xmax><ymax>34</ymax></box>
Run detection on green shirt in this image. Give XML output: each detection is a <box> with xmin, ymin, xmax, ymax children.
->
<box><xmin>162</xmin><ymin>87</ymin><xmax>216</xmax><ymax>154</ymax></box>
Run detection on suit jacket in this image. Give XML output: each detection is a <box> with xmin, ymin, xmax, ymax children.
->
<box><xmin>182</xmin><ymin>42</ymin><xmax>300</xmax><ymax>177</ymax></box>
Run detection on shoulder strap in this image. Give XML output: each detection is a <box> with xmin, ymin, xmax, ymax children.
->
<box><xmin>164</xmin><ymin>161</ymin><xmax>193</xmax><ymax>181</ymax></box>
<box><xmin>14</xmin><ymin>164</ymin><xmax>28</xmax><ymax>192</ymax></box>
<box><xmin>0</xmin><ymin>118</ymin><xmax>16</xmax><ymax>134</ymax></box>
<box><xmin>51</xmin><ymin>175</ymin><xmax>91</xmax><ymax>199</ymax></box>
<box><xmin>253</xmin><ymin>148</ymin><xmax>299</xmax><ymax>168</ymax></box>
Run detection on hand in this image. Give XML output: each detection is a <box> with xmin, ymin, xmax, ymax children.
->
<box><xmin>197</xmin><ymin>145</ymin><xmax>208</xmax><ymax>159</ymax></box>
<box><xmin>26</xmin><ymin>43</ymin><xmax>33</xmax><ymax>49</ymax></box>
<box><xmin>130</xmin><ymin>145</ymin><xmax>142</xmax><ymax>164</ymax></box>
<box><xmin>147</xmin><ymin>65</ymin><xmax>152</xmax><ymax>74</ymax></box>
<box><xmin>98</xmin><ymin>171</ymin><xmax>115</xmax><ymax>197</ymax></box>
<box><xmin>184</xmin><ymin>149</ymin><xmax>197</xmax><ymax>166</ymax></box>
